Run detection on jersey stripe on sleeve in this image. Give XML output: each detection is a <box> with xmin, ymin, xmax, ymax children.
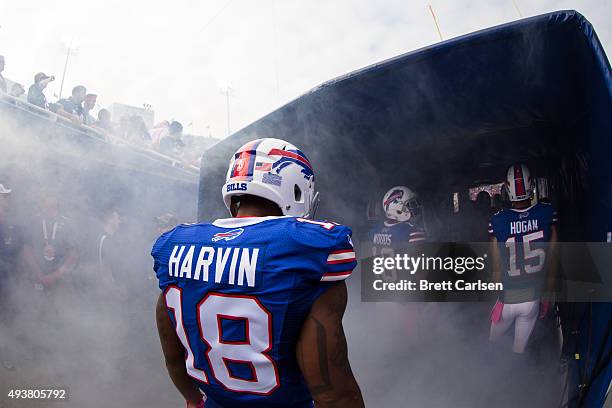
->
<box><xmin>302</xmin><ymin>223</ymin><xmax>356</xmax><ymax>283</ymax></box>
<box><xmin>321</xmin><ymin>271</ymin><xmax>353</xmax><ymax>281</ymax></box>
<box><xmin>321</xmin><ymin>241</ymin><xmax>357</xmax><ymax>282</ymax></box>
<box><xmin>327</xmin><ymin>249</ymin><xmax>356</xmax><ymax>264</ymax></box>
<box><xmin>408</xmin><ymin>231</ymin><xmax>426</xmax><ymax>242</ymax></box>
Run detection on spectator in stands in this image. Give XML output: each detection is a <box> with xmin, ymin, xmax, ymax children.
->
<box><xmin>48</xmin><ymin>101</ymin><xmax>83</xmax><ymax>126</ymax></box>
<box><xmin>22</xmin><ymin>193</ymin><xmax>78</xmax><ymax>302</ymax></box>
<box><xmin>95</xmin><ymin>207</ymin><xmax>130</xmax><ymax>302</ymax></box>
<box><xmin>27</xmin><ymin>72</ymin><xmax>54</xmax><ymax>109</ymax></box>
<box><xmin>58</xmin><ymin>85</ymin><xmax>86</xmax><ymax>122</ymax></box>
<box><xmin>97</xmin><ymin>208</ymin><xmax>121</xmax><ymax>282</ymax></box>
<box><xmin>159</xmin><ymin>121</ymin><xmax>185</xmax><ymax>157</ymax></box>
<box><xmin>125</xmin><ymin>115</ymin><xmax>151</xmax><ymax>146</ymax></box>
<box><xmin>149</xmin><ymin>120</ymin><xmax>170</xmax><ymax>147</ymax></box>
<box><xmin>0</xmin><ymin>56</ymin><xmax>6</xmax><ymax>93</ymax></box>
<box><xmin>48</xmin><ymin>102</ymin><xmax>63</xmax><ymax>114</ymax></box>
<box><xmin>9</xmin><ymin>83</ymin><xmax>25</xmax><ymax>99</ymax></box>
<box><xmin>94</xmin><ymin>109</ymin><xmax>113</xmax><ymax>131</ymax></box>
<box><xmin>83</xmin><ymin>94</ymin><xmax>97</xmax><ymax>125</ymax></box>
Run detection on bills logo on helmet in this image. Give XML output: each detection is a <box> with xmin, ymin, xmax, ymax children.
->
<box><xmin>226</xmin><ymin>182</ymin><xmax>247</xmax><ymax>192</ymax></box>
<box><xmin>212</xmin><ymin>228</ymin><xmax>245</xmax><ymax>242</ymax></box>
<box><xmin>383</xmin><ymin>189</ymin><xmax>404</xmax><ymax>210</ymax></box>
<box><xmin>268</xmin><ymin>148</ymin><xmax>314</xmax><ymax>181</ymax></box>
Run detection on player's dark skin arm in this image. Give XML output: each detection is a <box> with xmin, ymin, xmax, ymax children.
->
<box><xmin>296</xmin><ymin>281</ymin><xmax>365</xmax><ymax>408</ymax></box>
<box><xmin>155</xmin><ymin>293</ymin><xmax>203</xmax><ymax>405</ymax></box>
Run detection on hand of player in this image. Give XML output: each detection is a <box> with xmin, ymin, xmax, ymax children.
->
<box><xmin>186</xmin><ymin>398</ymin><xmax>205</xmax><ymax>408</ymax></box>
<box><xmin>539</xmin><ymin>301</ymin><xmax>550</xmax><ymax>319</ymax></box>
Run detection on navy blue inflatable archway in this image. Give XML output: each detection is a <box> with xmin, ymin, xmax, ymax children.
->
<box><xmin>199</xmin><ymin>10</ymin><xmax>611</xmax><ymax>406</ymax></box>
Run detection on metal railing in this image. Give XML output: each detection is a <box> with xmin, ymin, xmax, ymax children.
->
<box><xmin>0</xmin><ymin>92</ymin><xmax>200</xmax><ymax>175</ymax></box>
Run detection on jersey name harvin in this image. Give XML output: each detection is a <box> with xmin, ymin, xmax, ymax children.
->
<box><xmin>168</xmin><ymin>245</ymin><xmax>259</xmax><ymax>287</ymax></box>
<box><xmin>510</xmin><ymin>219</ymin><xmax>539</xmax><ymax>235</ymax></box>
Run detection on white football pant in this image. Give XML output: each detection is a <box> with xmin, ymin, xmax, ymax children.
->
<box><xmin>489</xmin><ymin>300</ymin><xmax>539</xmax><ymax>353</ymax></box>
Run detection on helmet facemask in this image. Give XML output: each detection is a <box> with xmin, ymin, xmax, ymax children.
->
<box><xmin>387</xmin><ymin>198</ymin><xmax>412</xmax><ymax>222</ymax></box>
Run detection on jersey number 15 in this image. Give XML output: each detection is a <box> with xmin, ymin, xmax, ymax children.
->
<box><xmin>505</xmin><ymin>230</ymin><xmax>546</xmax><ymax>276</ymax></box>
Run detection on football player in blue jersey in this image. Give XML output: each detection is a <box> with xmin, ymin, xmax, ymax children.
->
<box><xmin>369</xmin><ymin>186</ymin><xmax>426</xmax><ymax>256</ymax></box>
<box><xmin>369</xmin><ymin>186</ymin><xmax>426</xmax><ymax>282</ymax></box>
<box><xmin>488</xmin><ymin>164</ymin><xmax>559</xmax><ymax>353</ymax></box>
<box><xmin>367</xmin><ymin>186</ymin><xmax>428</xmax><ymax>318</ymax></box>
<box><xmin>153</xmin><ymin>138</ymin><xmax>364</xmax><ymax>408</ymax></box>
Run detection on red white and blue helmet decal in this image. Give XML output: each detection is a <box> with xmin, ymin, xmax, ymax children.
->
<box><xmin>230</xmin><ymin>139</ymin><xmax>264</xmax><ymax>180</ymax></box>
<box><xmin>268</xmin><ymin>148</ymin><xmax>314</xmax><ymax>180</ymax></box>
<box><xmin>383</xmin><ymin>189</ymin><xmax>404</xmax><ymax>210</ymax></box>
<box><xmin>513</xmin><ymin>164</ymin><xmax>526</xmax><ymax>197</ymax></box>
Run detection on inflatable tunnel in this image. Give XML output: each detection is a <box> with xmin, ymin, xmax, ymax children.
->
<box><xmin>199</xmin><ymin>10</ymin><xmax>611</xmax><ymax>407</ymax></box>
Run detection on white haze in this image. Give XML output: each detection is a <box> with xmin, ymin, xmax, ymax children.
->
<box><xmin>0</xmin><ymin>1</ymin><xmax>607</xmax><ymax>407</ymax></box>
<box><xmin>0</xmin><ymin>113</ymin><xmax>564</xmax><ymax>407</ymax></box>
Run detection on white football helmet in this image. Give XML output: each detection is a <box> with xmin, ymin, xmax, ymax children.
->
<box><xmin>382</xmin><ymin>186</ymin><xmax>420</xmax><ymax>222</ymax></box>
<box><xmin>222</xmin><ymin>138</ymin><xmax>319</xmax><ymax>218</ymax></box>
<box><xmin>505</xmin><ymin>164</ymin><xmax>534</xmax><ymax>202</ymax></box>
